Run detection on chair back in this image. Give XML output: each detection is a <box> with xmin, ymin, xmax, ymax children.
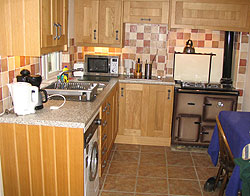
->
<box><xmin>216</xmin><ymin>116</ymin><xmax>235</xmax><ymax>171</ymax></box>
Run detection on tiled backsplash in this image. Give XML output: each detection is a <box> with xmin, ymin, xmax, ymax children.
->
<box><xmin>0</xmin><ymin>56</ymin><xmax>40</xmax><ymax>113</ymax></box>
<box><xmin>0</xmin><ymin>24</ymin><xmax>248</xmax><ymax>111</ymax></box>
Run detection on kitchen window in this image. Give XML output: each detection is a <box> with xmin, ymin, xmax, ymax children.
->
<box><xmin>41</xmin><ymin>52</ymin><xmax>62</xmax><ymax>80</ymax></box>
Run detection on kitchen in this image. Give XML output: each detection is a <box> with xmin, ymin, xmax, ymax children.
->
<box><xmin>0</xmin><ymin>0</ymin><xmax>250</xmax><ymax>196</ymax></box>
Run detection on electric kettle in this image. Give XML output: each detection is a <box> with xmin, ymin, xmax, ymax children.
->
<box><xmin>183</xmin><ymin>39</ymin><xmax>195</xmax><ymax>54</ymax></box>
<box><xmin>8</xmin><ymin>82</ymin><xmax>39</xmax><ymax>115</ymax></box>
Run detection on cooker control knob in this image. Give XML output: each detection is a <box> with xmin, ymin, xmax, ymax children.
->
<box><xmin>94</xmin><ymin>119</ymin><xmax>102</xmax><ymax>125</ymax></box>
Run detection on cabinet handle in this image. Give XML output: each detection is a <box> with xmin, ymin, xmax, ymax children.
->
<box><xmin>121</xmin><ymin>88</ymin><xmax>124</xmax><ymax>97</ymax></box>
<box><xmin>57</xmin><ymin>23</ymin><xmax>62</xmax><ymax>40</ymax></box>
<box><xmin>201</xmin><ymin>131</ymin><xmax>209</xmax><ymax>135</ymax></box>
<box><xmin>168</xmin><ymin>90</ymin><xmax>171</xmax><ymax>100</ymax></box>
<box><xmin>188</xmin><ymin>102</ymin><xmax>195</xmax><ymax>105</ymax></box>
<box><xmin>204</xmin><ymin>103</ymin><xmax>212</xmax><ymax>106</ymax></box>
<box><xmin>102</xmin><ymin>134</ymin><xmax>107</xmax><ymax>142</ymax></box>
<box><xmin>94</xmin><ymin>30</ymin><xmax>97</xmax><ymax>40</ymax></box>
<box><xmin>107</xmin><ymin>103</ymin><xmax>111</xmax><ymax>114</ymax></box>
<box><xmin>54</xmin><ymin>23</ymin><xmax>58</xmax><ymax>40</ymax></box>
<box><xmin>102</xmin><ymin>120</ymin><xmax>107</xmax><ymax>127</ymax></box>
<box><xmin>103</xmin><ymin>106</ymin><xmax>107</xmax><ymax>112</ymax></box>
<box><xmin>102</xmin><ymin>160</ymin><xmax>107</xmax><ymax>168</ymax></box>
<box><xmin>140</xmin><ymin>18</ymin><xmax>151</xmax><ymax>21</ymax></box>
<box><xmin>194</xmin><ymin>122</ymin><xmax>201</xmax><ymax>125</ymax></box>
<box><xmin>102</xmin><ymin>147</ymin><xmax>107</xmax><ymax>155</ymax></box>
<box><xmin>115</xmin><ymin>30</ymin><xmax>119</xmax><ymax>40</ymax></box>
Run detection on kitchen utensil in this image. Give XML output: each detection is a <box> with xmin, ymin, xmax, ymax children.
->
<box><xmin>183</xmin><ymin>39</ymin><xmax>195</xmax><ymax>54</ymax></box>
<box><xmin>17</xmin><ymin>69</ymin><xmax>48</xmax><ymax>110</ymax></box>
<box><xmin>124</xmin><ymin>59</ymin><xmax>135</xmax><ymax>76</ymax></box>
<box><xmin>8</xmin><ymin>82</ymin><xmax>39</xmax><ymax>115</ymax></box>
<box><xmin>145</xmin><ymin>61</ymin><xmax>152</xmax><ymax>79</ymax></box>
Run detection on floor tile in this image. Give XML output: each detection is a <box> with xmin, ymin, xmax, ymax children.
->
<box><xmin>116</xmin><ymin>144</ymin><xmax>141</xmax><ymax>152</ymax></box>
<box><xmin>103</xmin><ymin>175</ymin><xmax>136</xmax><ymax>192</ymax></box>
<box><xmin>136</xmin><ymin>177</ymin><xmax>168</xmax><ymax>194</ymax></box>
<box><xmin>168</xmin><ymin>179</ymin><xmax>202</xmax><ymax>195</ymax></box>
<box><xmin>141</xmin><ymin>145</ymin><xmax>165</xmax><ymax>154</ymax></box>
<box><xmin>100</xmin><ymin>191</ymin><xmax>134</xmax><ymax>196</ymax></box>
<box><xmin>192</xmin><ymin>153</ymin><xmax>217</xmax><ymax>167</ymax></box>
<box><xmin>99</xmin><ymin>174</ymin><xmax>106</xmax><ymax>190</ymax></box>
<box><xmin>112</xmin><ymin>151</ymin><xmax>139</xmax><ymax>163</ymax></box>
<box><xmin>195</xmin><ymin>167</ymin><xmax>218</xmax><ymax>181</ymax></box>
<box><xmin>168</xmin><ymin>165</ymin><xmax>197</xmax><ymax>179</ymax></box>
<box><xmin>166</xmin><ymin>151</ymin><xmax>193</xmax><ymax>166</ymax></box>
<box><xmin>108</xmin><ymin>161</ymin><xmax>138</xmax><ymax>176</ymax></box>
<box><xmin>138</xmin><ymin>163</ymin><xmax>167</xmax><ymax>178</ymax></box>
<box><xmin>140</xmin><ymin>153</ymin><xmax>166</xmax><ymax>165</ymax></box>
<box><xmin>136</xmin><ymin>194</ymin><xmax>168</xmax><ymax>196</ymax></box>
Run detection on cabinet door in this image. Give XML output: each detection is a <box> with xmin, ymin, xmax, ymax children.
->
<box><xmin>203</xmin><ymin>97</ymin><xmax>235</xmax><ymax>122</ymax></box>
<box><xmin>75</xmin><ymin>0</ymin><xmax>99</xmax><ymax>45</ymax></box>
<box><xmin>106</xmin><ymin>91</ymin><xmax>114</xmax><ymax>152</ymax></box>
<box><xmin>56</xmin><ymin>0</ymin><xmax>68</xmax><ymax>47</ymax></box>
<box><xmin>118</xmin><ymin>83</ymin><xmax>149</xmax><ymax>137</ymax></box>
<box><xmin>99</xmin><ymin>0</ymin><xmax>122</xmax><ymax>45</ymax></box>
<box><xmin>176</xmin><ymin>114</ymin><xmax>201</xmax><ymax>142</ymax></box>
<box><xmin>147</xmin><ymin>85</ymin><xmax>173</xmax><ymax>138</ymax></box>
<box><xmin>170</xmin><ymin>0</ymin><xmax>250</xmax><ymax>32</ymax></box>
<box><xmin>123</xmin><ymin>0</ymin><xmax>169</xmax><ymax>24</ymax></box>
<box><xmin>41</xmin><ymin>0</ymin><xmax>57</xmax><ymax>49</ymax></box>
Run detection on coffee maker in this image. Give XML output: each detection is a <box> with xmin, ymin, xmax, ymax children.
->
<box><xmin>17</xmin><ymin>69</ymin><xmax>48</xmax><ymax>110</ymax></box>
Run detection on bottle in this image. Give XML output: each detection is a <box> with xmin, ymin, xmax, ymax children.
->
<box><xmin>134</xmin><ymin>58</ymin><xmax>142</xmax><ymax>79</ymax></box>
<box><xmin>62</xmin><ymin>66</ymin><xmax>69</xmax><ymax>83</ymax></box>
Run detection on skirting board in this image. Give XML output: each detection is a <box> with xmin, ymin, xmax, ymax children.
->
<box><xmin>115</xmin><ymin>135</ymin><xmax>171</xmax><ymax>146</ymax></box>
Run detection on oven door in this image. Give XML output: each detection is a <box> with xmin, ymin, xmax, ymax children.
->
<box><xmin>87</xmin><ymin>57</ymin><xmax>109</xmax><ymax>73</ymax></box>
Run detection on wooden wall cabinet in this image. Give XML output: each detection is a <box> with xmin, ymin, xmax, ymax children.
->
<box><xmin>75</xmin><ymin>0</ymin><xmax>123</xmax><ymax>47</ymax></box>
<box><xmin>116</xmin><ymin>83</ymin><xmax>174</xmax><ymax>146</ymax></box>
<box><xmin>99</xmin><ymin>84</ymin><xmax>119</xmax><ymax>176</ymax></box>
<box><xmin>123</xmin><ymin>0</ymin><xmax>169</xmax><ymax>24</ymax></box>
<box><xmin>0</xmin><ymin>124</ymin><xmax>83</xmax><ymax>196</ymax></box>
<box><xmin>170</xmin><ymin>0</ymin><xmax>250</xmax><ymax>32</ymax></box>
<box><xmin>0</xmin><ymin>0</ymin><xmax>68</xmax><ymax>57</ymax></box>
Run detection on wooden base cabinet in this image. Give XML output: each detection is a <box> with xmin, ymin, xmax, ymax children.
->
<box><xmin>116</xmin><ymin>83</ymin><xmax>174</xmax><ymax>146</ymax></box>
<box><xmin>75</xmin><ymin>0</ymin><xmax>123</xmax><ymax>47</ymax></box>
<box><xmin>0</xmin><ymin>124</ymin><xmax>84</xmax><ymax>196</ymax></box>
<box><xmin>0</xmin><ymin>0</ymin><xmax>68</xmax><ymax>56</ymax></box>
<box><xmin>170</xmin><ymin>0</ymin><xmax>250</xmax><ymax>32</ymax></box>
<box><xmin>99</xmin><ymin>84</ymin><xmax>118</xmax><ymax>176</ymax></box>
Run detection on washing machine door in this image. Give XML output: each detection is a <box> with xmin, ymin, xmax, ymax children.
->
<box><xmin>89</xmin><ymin>141</ymin><xmax>98</xmax><ymax>181</ymax></box>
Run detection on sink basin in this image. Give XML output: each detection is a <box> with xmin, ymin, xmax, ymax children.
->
<box><xmin>43</xmin><ymin>81</ymin><xmax>107</xmax><ymax>102</ymax></box>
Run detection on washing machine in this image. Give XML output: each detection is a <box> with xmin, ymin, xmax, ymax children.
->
<box><xmin>84</xmin><ymin>113</ymin><xmax>100</xmax><ymax>196</ymax></box>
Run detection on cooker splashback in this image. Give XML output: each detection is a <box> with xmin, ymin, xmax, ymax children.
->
<box><xmin>174</xmin><ymin>47</ymin><xmax>224</xmax><ymax>83</ymax></box>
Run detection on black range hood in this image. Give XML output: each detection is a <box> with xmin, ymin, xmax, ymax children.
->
<box><xmin>220</xmin><ymin>31</ymin><xmax>234</xmax><ymax>85</ymax></box>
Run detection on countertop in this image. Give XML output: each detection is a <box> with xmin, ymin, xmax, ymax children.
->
<box><xmin>0</xmin><ymin>76</ymin><xmax>174</xmax><ymax>129</ymax></box>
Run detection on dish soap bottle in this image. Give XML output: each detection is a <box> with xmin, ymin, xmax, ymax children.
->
<box><xmin>62</xmin><ymin>66</ymin><xmax>69</xmax><ymax>83</ymax></box>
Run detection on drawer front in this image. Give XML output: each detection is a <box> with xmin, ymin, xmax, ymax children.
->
<box><xmin>200</xmin><ymin>126</ymin><xmax>214</xmax><ymax>143</ymax></box>
<box><xmin>177</xmin><ymin>114</ymin><xmax>201</xmax><ymax>142</ymax></box>
<box><xmin>203</xmin><ymin>97</ymin><xmax>235</xmax><ymax>122</ymax></box>
<box><xmin>175</xmin><ymin>93</ymin><xmax>204</xmax><ymax>114</ymax></box>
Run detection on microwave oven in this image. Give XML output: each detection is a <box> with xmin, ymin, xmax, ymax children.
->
<box><xmin>84</xmin><ymin>55</ymin><xmax>119</xmax><ymax>76</ymax></box>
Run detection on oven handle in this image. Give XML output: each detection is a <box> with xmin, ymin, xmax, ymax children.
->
<box><xmin>177</xmin><ymin>88</ymin><xmax>238</xmax><ymax>96</ymax></box>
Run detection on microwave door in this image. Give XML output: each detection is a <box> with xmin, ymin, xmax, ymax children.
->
<box><xmin>88</xmin><ymin>58</ymin><xmax>109</xmax><ymax>73</ymax></box>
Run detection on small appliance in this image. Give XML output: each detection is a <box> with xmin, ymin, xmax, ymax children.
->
<box><xmin>84</xmin><ymin>55</ymin><xmax>119</xmax><ymax>76</ymax></box>
<box><xmin>17</xmin><ymin>69</ymin><xmax>48</xmax><ymax>110</ymax></box>
<box><xmin>8</xmin><ymin>82</ymin><xmax>39</xmax><ymax>115</ymax></box>
<box><xmin>183</xmin><ymin>39</ymin><xmax>195</xmax><ymax>54</ymax></box>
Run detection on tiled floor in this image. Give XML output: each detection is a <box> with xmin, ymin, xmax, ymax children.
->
<box><xmin>99</xmin><ymin>144</ymin><xmax>220</xmax><ymax>196</ymax></box>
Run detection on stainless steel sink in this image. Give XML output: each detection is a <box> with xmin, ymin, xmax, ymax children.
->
<box><xmin>43</xmin><ymin>81</ymin><xmax>107</xmax><ymax>102</ymax></box>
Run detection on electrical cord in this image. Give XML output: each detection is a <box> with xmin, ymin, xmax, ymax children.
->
<box><xmin>0</xmin><ymin>107</ymin><xmax>14</xmax><ymax>116</ymax></box>
<box><xmin>48</xmin><ymin>94</ymin><xmax>66</xmax><ymax>110</ymax></box>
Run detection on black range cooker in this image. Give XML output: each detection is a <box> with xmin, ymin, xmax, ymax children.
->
<box><xmin>172</xmin><ymin>81</ymin><xmax>239</xmax><ymax>146</ymax></box>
